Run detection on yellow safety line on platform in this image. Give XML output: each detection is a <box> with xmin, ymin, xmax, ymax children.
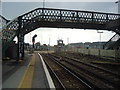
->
<box><xmin>17</xmin><ymin>54</ymin><xmax>35</xmax><ymax>88</ymax></box>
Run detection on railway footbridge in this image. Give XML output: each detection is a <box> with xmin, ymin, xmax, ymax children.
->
<box><xmin>1</xmin><ymin>8</ymin><xmax>120</xmax><ymax>60</ymax></box>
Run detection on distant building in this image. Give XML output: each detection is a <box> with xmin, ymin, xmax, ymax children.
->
<box><xmin>35</xmin><ymin>42</ymin><xmax>41</xmax><ymax>50</ymax></box>
<box><xmin>68</xmin><ymin>42</ymin><xmax>83</xmax><ymax>48</ymax></box>
<box><xmin>57</xmin><ymin>39</ymin><xmax>65</xmax><ymax>48</ymax></box>
<box><xmin>54</xmin><ymin>39</ymin><xmax>65</xmax><ymax>52</ymax></box>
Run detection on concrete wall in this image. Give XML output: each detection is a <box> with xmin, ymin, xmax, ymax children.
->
<box><xmin>116</xmin><ymin>50</ymin><xmax>120</xmax><ymax>59</ymax></box>
<box><xmin>64</xmin><ymin>48</ymin><xmax>120</xmax><ymax>59</ymax></box>
<box><xmin>89</xmin><ymin>49</ymin><xmax>99</xmax><ymax>56</ymax></box>
<box><xmin>100</xmin><ymin>50</ymin><xmax>115</xmax><ymax>58</ymax></box>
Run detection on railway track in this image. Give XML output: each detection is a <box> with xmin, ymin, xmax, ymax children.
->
<box><xmin>41</xmin><ymin>53</ymin><xmax>94</xmax><ymax>90</ymax></box>
<box><xmin>46</xmin><ymin>53</ymin><xmax>120</xmax><ymax>89</ymax></box>
<box><xmin>52</xmin><ymin>53</ymin><xmax>120</xmax><ymax>76</ymax></box>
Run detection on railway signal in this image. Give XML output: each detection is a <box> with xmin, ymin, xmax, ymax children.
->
<box><xmin>32</xmin><ymin>34</ymin><xmax>37</xmax><ymax>49</ymax></box>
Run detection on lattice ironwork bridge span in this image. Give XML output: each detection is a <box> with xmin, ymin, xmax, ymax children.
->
<box><xmin>1</xmin><ymin>8</ymin><xmax>120</xmax><ymax>59</ymax></box>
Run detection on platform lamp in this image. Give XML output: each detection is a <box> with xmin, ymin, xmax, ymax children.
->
<box><xmin>115</xmin><ymin>0</ymin><xmax>120</xmax><ymax>14</ymax></box>
<box><xmin>43</xmin><ymin>0</ymin><xmax>45</xmax><ymax>8</ymax></box>
<box><xmin>97</xmin><ymin>30</ymin><xmax>103</xmax><ymax>49</ymax></box>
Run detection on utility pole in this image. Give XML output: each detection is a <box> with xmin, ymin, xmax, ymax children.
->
<box><xmin>97</xmin><ymin>30</ymin><xmax>103</xmax><ymax>57</ymax></box>
<box><xmin>97</xmin><ymin>30</ymin><xmax>103</xmax><ymax>49</ymax></box>
<box><xmin>67</xmin><ymin>37</ymin><xmax>69</xmax><ymax>45</ymax></box>
<box><xmin>115</xmin><ymin>0</ymin><xmax>120</xmax><ymax>60</ymax></box>
<box><xmin>49</xmin><ymin>37</ymin><xmax>50</xmax><ymax>46</ymax></box>
<box><xmin>115</xmin><ymin>0</ymin><xmax>120</xmax><ymax>13</ymax></box>
<box><xmin>49</xmin><ymin>37</ymin><xmax>50</xmax><ymax>51</ymax></box>
<box><xmin>43</xmin><ymin>0</ymin><xmax>45</xmax><ymax>8</ymax></box>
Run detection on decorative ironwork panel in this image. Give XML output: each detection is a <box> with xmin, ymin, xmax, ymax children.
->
<box><xmin>2</xmin><ymin>18</ymin><xmax>19</xmax><ymax>44</ymax></box>
<box><xmin>0</xmin><ymin>15</ymin><xmax>9</xmax><ymax>28</ymax></box>
<box><xmin>108</xmin><ymin>14</ymin><xmax>119</xmax><ymax>20</ymax></box>
<box><xmin>93</xmin><ymin>13</ymin><xmax>107</xmax><ymax>24</ymax></box>
<box><xmin>78</xmin><ymin>12</ymin><xmax>92</xmax><ymax>23</ymax></box>
<box><xmin>111</xmin><ymin>34</ymin><xmax>120</xmax><ymax>41</ymax></box>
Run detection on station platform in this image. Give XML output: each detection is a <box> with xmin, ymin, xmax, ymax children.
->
<box><xmin>2</xmin><ymin>52</ymin><xmax>55</xmax><ymax>89</ymax></box>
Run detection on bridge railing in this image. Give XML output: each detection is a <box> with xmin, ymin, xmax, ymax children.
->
<box><xmin>21</xmin><ymin>8</ymin><xmax>120</xmax><ymax>25</ymax></box>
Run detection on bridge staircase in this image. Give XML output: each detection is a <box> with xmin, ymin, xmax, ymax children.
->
<box><xmin>103</xmin><ymin>34</ymin><xmax>120</xmax><ymax>50</ymax></box>
<box><xmin>2</xmin><ymin>18</ymin><xmax>19</xmax><ymax>55</ymax></box>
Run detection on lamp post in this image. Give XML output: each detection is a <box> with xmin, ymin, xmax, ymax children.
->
<box><xmin>97</xmin><ymin>30</ymin><xmax>103</xmax><ymax>57</ymax></box>
<box><xmin>97</xmin><ymin>30</ymin><xmax>103</xmax><ymax>49</ymax></box>
<box><xmin>49</xmin><ymin>37</ymin><xmax>50</xmax><ymax>51</ymax></box>
<box><xmin>115</xmin><ymin>0</ymin><xmax>120</xmax><ymax>60</ymax></box>
<box><xmin>115</xmin><ymin>0</ymin><xmax>120</xmax><ymax>13</ymax></box>
<box><xmin>43</xmin><ymin>0</ymin><xmax>45</xmax><ymax>8</ymax></box>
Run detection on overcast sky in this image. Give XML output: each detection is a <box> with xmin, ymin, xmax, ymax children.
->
<box><xmin>1</xmin><ymin>1</ymin><xmax>119</xmax><ymax>45</ymax></box>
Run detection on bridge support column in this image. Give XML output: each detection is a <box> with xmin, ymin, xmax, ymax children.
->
<box><xmin>17</xmin><ymin>16</ymin><xmax>25</xmax><ymax>61</ymax></box>
<box><xmin>17</xmin><ymin>34</ymin><xmax>24</xmax><ymax>60</ymax></box>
